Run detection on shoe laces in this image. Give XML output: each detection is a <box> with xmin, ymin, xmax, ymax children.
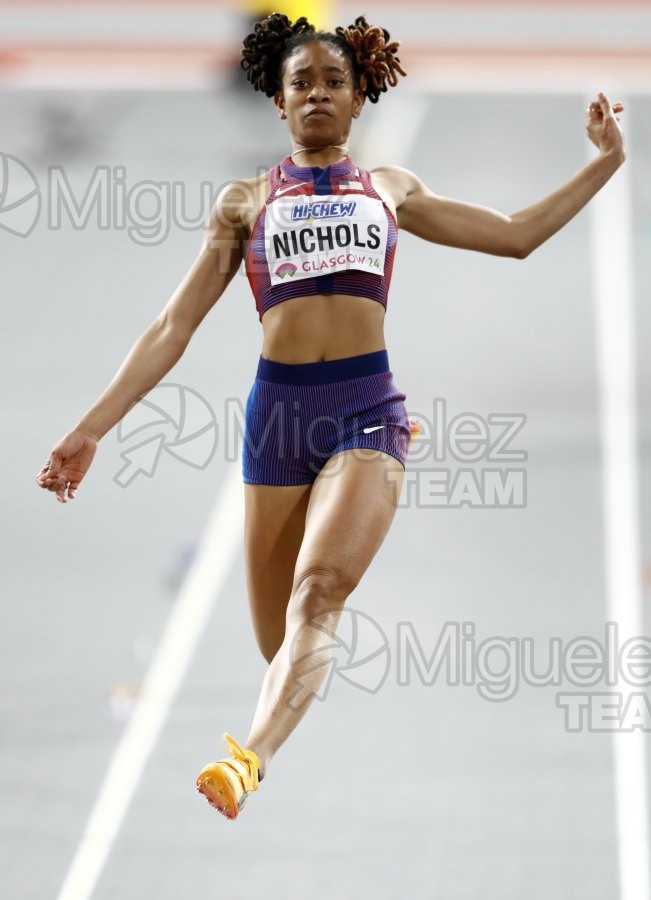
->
<box><xmin>222</xmin><ymin>732</ymin><xmax>258</xmax><ymax>785</ymax></box>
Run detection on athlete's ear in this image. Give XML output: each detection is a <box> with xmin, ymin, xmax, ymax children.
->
<box><xmin>352</xmin><ymin>89</ymin><xmax>364</xmax><ymax>120</ymax></box>
<box><xmin>274</xmin><ymin>90</ymin><xmax>287</xmax><ymax>120</ymax></box>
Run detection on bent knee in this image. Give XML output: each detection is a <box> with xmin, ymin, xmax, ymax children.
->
<box><xmin>287</xmin><ymin>565</ymin><xmax>358</xmax><ymax>623</ymax></box>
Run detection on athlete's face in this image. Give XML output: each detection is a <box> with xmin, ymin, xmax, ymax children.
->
<box><xmin>275</xmin><ymin>41</ymin><xmax>364</xmax><ymax>146</ymax></box>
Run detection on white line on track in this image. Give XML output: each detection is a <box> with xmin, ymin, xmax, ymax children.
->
<box><xmin>589</xmin><ymin>114</ymin><xmax>651</xmax><ymax>900</ymax></box>
<box><xmin>54</xmin><ymin>465</ymin><xmax>244</xmax><ymax>900</ymax></box>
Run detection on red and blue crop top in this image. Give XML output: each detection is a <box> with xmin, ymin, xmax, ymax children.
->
<box><xmin>244</xmin><ymin>154</ymin><xmax>398</xmax><ymax>322</ymax></box>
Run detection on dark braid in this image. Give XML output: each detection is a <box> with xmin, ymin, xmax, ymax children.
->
<box><xmin>241</xmin><ymin>13</ymin><xmax>315</xmax><ymax>98</ymax></box>
<box><xmin>240</xmin><ymin>12</ymin><xmax>406</xmax><ymax>103</ymax></box>
<box><xmin>335</xmin><ymin>15</ymin><xmax>407</xmax><ymax>103</ymax></box>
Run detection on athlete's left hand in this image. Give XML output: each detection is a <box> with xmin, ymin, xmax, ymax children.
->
<box><xmin>586</xmin><ymin>91</ymin><xmax>625</xmax><ymax>158</ymax></box>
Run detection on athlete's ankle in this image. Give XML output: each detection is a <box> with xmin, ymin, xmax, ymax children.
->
<box><xmin>246</xmin><ymin>741</ymin><xmax>270</xmax><ymax>782</ymax></box>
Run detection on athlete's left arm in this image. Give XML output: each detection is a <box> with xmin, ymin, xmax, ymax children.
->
<box><xmin>390</xmin><ymin>92</ymin><xmax>625</xmax><ymax>259</ymax></box>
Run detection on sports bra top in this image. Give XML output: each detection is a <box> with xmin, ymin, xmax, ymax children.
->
<box><xmin>244</xmin><ymin>154</ymin><xmax>398</xmax><ymax>322</ymax></box>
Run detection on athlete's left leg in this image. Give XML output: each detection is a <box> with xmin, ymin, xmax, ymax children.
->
<box><xmin>243</xmin><ymin>445</ymin><xmax>405</xmax><ymax>778</ymax></box>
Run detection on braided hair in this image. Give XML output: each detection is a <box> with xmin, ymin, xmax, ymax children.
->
<box><xmin>240</xmin><ymin>13</ymin><xmax>406</xmax><ymax>104</ymax></box>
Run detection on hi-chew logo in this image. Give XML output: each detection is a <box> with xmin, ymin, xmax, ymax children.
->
<box><xmin>291</xmin><ymin>199</ymin><xmax>357</xmax><ymax>221</ymax></box>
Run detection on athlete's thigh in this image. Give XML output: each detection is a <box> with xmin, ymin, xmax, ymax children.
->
<box><xmin>291</xmin><ymin>448</ymin><xmax>405</xmax><ymax>596</ymax></box>
<box><xmin>244</xmin><ymin>482</ymin><xmax>312</xmax><ymax>660</ymax></box>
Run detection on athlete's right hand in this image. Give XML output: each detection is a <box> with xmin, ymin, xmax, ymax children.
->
<box><xmin>36</xmin><ymin>429</ymin><xmax>98</xmax><ymax>503</ymax></box>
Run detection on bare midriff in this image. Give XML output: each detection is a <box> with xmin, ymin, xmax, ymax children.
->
<box><xmin>259</xmin><ymin>292</ymin><xmax>387</xmax><ymax>363</ymax></box>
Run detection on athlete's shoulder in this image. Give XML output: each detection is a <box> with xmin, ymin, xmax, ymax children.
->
<box><xmin>239</xmin><ymin>167</ymin><xmax>275</xmax><ymax>189</ymax></box>
<box><xmin>209</xmin><ymin>170</ymin><xmax>272</xmax><ymax>231</ymax></box>
<box><xmin>368</xmin><ymin>164</ymin><xmax>419</xmax><ymax>183</ymax></box>
<box><xmin>368</xmin><ymin>165</ymin><xmax>424</xmax><ymax>192</ymax></box>
<box><xmin>217</xmin><ymin>169</ymin><xmax>272</xmax><ymax>200</ymax></box>
<box><xmin>367</xmin><ymin>165</ymin><xmax>425</xmax><ymax>210</ymax></box>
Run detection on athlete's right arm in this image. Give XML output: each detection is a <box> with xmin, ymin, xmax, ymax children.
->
<box><xmin>36</xmin><ymin>179</ymin><xmax>250</xmax><ymax>502</ymax></box>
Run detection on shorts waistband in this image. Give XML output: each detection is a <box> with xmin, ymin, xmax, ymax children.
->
<box><xmin>256</xmin><ymin>349</ymin><xmax>390</xmax><ymax>385</ymax></box>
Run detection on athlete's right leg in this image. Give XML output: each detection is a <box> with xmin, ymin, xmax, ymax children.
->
<box><xmin>244</xmin><ymin>482</ymin><xmax>313</xmax><ymax>664</ymax></box>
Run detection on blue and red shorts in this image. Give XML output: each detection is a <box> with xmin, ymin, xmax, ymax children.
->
<box><xmin>242</xmin><ymin>349</ymin><xmax>411</xmax><ymax>486</ymax></box>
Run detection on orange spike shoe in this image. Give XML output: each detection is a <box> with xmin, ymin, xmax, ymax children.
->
<box><xmin>196</xmin><ymin>733</ymin><xmax>261</xmax><ymax>820</ymax></box>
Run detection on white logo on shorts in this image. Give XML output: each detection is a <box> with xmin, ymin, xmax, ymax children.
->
<box><xmin>362</xmin><ymin>425</ymin><xmax>386</xmax><ymax>434</ymax></box>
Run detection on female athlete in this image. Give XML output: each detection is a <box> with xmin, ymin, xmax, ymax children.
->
<box><xmin>36</xmin><ymin>13</ymin><xmax>625</xmax><ymax>819</ymax></box>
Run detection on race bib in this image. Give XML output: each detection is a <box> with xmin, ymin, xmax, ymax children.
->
<box><xmin>264</xmin><ymin>193</ymin><xmax>388</xmax><ymax>286</ymax></box>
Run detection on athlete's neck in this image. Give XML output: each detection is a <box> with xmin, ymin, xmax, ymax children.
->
<box><xmin>289</xmin><ymin>144</ymin><xmax>349</xmax><ymax>169</ymax></box>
